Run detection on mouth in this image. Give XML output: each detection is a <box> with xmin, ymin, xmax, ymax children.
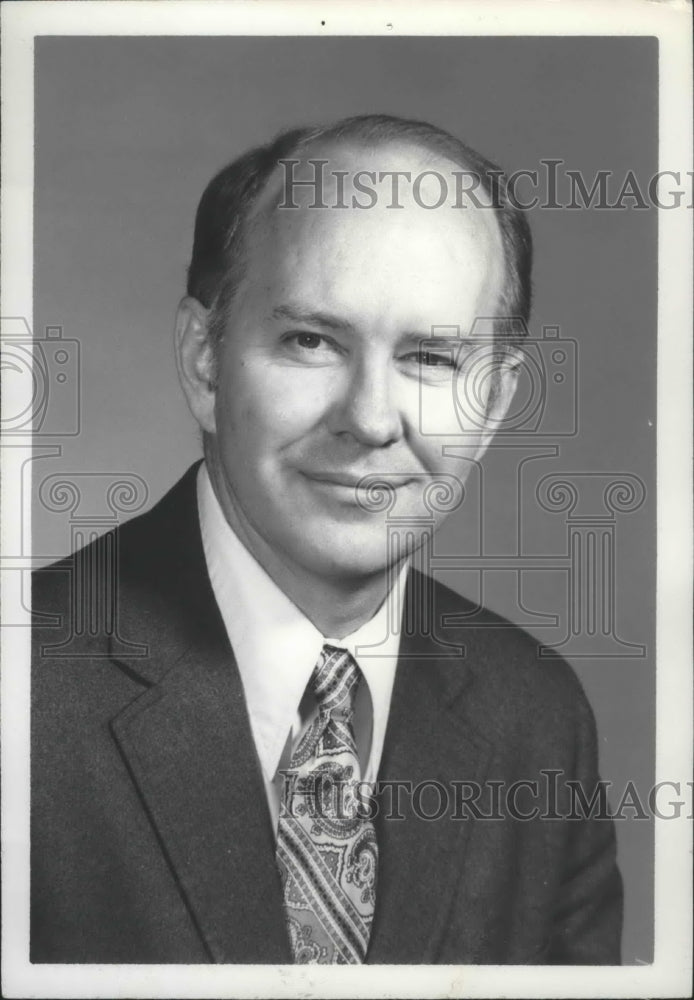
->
<box><xmin>301</xmin><ymin>470</ymin><xmax>414</xmax><ymax>489</ymax></box>
<box><xmin>299</xmin><ymin>470</ymin><xmax>415</xmax><ymax>504</ymax></box>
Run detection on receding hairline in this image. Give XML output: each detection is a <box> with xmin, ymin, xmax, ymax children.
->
<box><xmin>192</xmin><ymin>114</ymin><xmax>532</xmax><ymax>359</ymax></box>
<box><xmin>236</xmin><ymin>134</ymin><xmax>507</xmax><ymax>317</ymax></box>
<box><xmin>250</xmin><ymin>132</ymin><xmax>499</xmax><ymax>219</ymax></box>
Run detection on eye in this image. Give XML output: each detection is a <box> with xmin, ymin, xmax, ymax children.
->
<box><xmin>294</xmin><ymin>332</ymin><xmax>323</xmax><ymax>350</ymax></box>
<box><xmin>281</xmin><ymin>331</ymin><xmax>344</xmax><ymax>364</ymax></box>
<box><xmin>283</xmin><ymin>331</ymin><xmax>332</xmax><ymax>351</ymax></box>
<box><xmin>400</xmin><ymin>348</ymin><xmax>457</xmax><ymax>370</ymax></box>
<box><xmin>417</xmin><ymin>350</ymin><xmax>456</xmax><ymax>368</ymax></box>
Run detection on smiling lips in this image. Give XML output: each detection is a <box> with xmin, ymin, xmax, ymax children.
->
<box><xmin>301</xmin><ymin>470</ymin><xmax>414</xmax><ymax>489</ymax></box>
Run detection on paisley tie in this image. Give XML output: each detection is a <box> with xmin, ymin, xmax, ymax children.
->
<box><xmin>276</xmin><ymin>645</ymin><xmax>378</xmax><ymax>964</ymax></box>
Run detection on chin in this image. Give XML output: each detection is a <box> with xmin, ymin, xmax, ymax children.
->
<box><xmin>290</xmin><ymin>523</ymin><xmax>409</xmax><ymax>583</ymax></box>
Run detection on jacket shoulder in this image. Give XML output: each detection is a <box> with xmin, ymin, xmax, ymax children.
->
<box><xmin>32</xmin><ymin>463</ymin><xmax>201</xmax><ymax>607</ymax></box>
<box><xmin>425</xmin><ymin>573</ymin><xmax>597</xmax><ymax>745</ymax></box>
<box><xmin>32</xmin><ymin>462</ymin><xmax>202</xmax><ymax>656</ymax></box>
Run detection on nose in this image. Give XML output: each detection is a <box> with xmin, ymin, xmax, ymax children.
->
<box><xmin>328</xmin><ymin>354</ymin><xmax>404</xmax><ymax>448</ymax></box>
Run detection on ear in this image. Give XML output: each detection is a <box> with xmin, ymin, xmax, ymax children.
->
<box><xmin>471</xmin><ymin>352</ymin><xmax>521</xmax><ymax>462</ymax></box>
<box><xmin>174</xmin><ymin>296</ymin><xmax>217</xmax><ymax>434</ymax></box>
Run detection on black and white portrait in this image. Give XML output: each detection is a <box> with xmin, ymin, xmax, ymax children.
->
<box><xmin>1</xmin><ymin>3</ymin><xmax>691</xmax><ymax>999</ymax></box>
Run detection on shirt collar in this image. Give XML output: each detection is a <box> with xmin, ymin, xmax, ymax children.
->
<box><xmin>196</xmin><ymin>462</ymin><xmax>405</xmax><ymax>783</ymax></box>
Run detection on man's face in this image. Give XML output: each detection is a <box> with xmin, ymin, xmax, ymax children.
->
<box><xmin>205</xmin><ymin>144</ymin><xmax>510</xmax><ymax>582</ymax></box>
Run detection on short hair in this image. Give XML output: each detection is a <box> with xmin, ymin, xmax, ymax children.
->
<box><xmin>186</xmin><ymin>113</ymin><xmax>533</xmax><ymax>357</ymax></box>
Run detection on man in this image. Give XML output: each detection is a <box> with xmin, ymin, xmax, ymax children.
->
<box><xmin>31</xmin><ymin>114</ymin><xmax>622</xmax><ymax>964</ymax></box>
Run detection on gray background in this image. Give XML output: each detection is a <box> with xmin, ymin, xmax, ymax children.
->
<box><xmin>32</xmin><ymin>36</ymin><xmax>657</xmax><ymax>963</ymax></box>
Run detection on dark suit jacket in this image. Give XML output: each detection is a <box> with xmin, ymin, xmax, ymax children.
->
<box><xmin>31</xmin><ymin>464</ymin><xmax>622</xmax><ymax>964</ymax></box>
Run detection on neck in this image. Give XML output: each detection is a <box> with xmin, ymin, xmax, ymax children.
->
<box><xmin>204</xmin><ymin>450</ymin><xmax>399</xmax><ymax>640</ymax></box>
<box><xmin>277</xmin><ymin>571</ymin><xmax>392</xmax><ymax>640</ymax></box>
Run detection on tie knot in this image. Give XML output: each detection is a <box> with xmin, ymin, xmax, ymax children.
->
<box><xmin>311</xmin><ymin>645</ymin><xmax>361</xmax><ymax>716</ymax></box>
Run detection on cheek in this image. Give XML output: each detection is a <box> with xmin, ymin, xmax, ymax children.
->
<box><xmin>406</xmin><ymin>385</ymin><xmax>486</xmax><ymax>480</ymax></box>
<box><xmin>416</xmin><ymin>375</ymin><xmax>493</xmax><ymax>439</ymax></box>
<box><xmin>412</xmin><ymin>381</ymin><xmax>475</xmax><ymax>442</ymax></box>
<box><xmin>215</xmin><ymin>362</ymin><xmax>332</xmax><ymax>451</ymax></box>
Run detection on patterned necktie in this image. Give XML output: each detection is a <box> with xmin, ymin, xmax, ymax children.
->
<box><xmin>276</xmin><ymin>645</ymin><xmax>378</xmax><ymax>964</ymax></box>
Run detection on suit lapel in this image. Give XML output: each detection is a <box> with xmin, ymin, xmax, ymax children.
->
<box><xmin>111</xmin><ymin>639</ymin><xmax>292</xmax><ymax>963</ymax></box>
<box><xmin>107</xmin><ymin>464</ymin><xmax>291</xmax><ymax>963</ymax></box>
<box><xmin>367</xmin><ymin>602</ymin><xmax>493</xmax><ymax>964</ymax></box>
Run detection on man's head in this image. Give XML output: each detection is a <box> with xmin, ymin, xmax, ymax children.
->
<box><xmin>175</xmin><ymin>114</ymin><xmax>532</xmax><ymax>586</ymax></box>
<box><xmin>186</xmin><ymin>115</ymin><xmax>532</xmax><ymax>368</ymax></box>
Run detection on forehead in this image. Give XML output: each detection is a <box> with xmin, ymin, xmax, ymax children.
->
<box><xmin>239</xmin><ymin>139</ymin><xmax>505</xmax><ymax>329</ymax></box>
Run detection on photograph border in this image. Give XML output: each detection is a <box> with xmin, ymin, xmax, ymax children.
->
<box><xmin>2</xmin><ymin>2</ymin><xmax>692</xmax><ymax>998</ymax></box>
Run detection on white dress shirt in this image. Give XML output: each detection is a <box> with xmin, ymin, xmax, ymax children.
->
<box><xmin>196</xmin><ymin>463</ymin><xmax>406</xmax><ymax>835</ymax></box>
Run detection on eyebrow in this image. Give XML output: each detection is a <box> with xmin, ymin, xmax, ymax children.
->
<box><xmin>400</xmin><ymin>332</ymin><xmax>472</xmax><ymax>347</ymax></box>
<box><xmin>270</xmin><ymin>304</ymin><xmax>354</xmax><ymax>331</ymax></box>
